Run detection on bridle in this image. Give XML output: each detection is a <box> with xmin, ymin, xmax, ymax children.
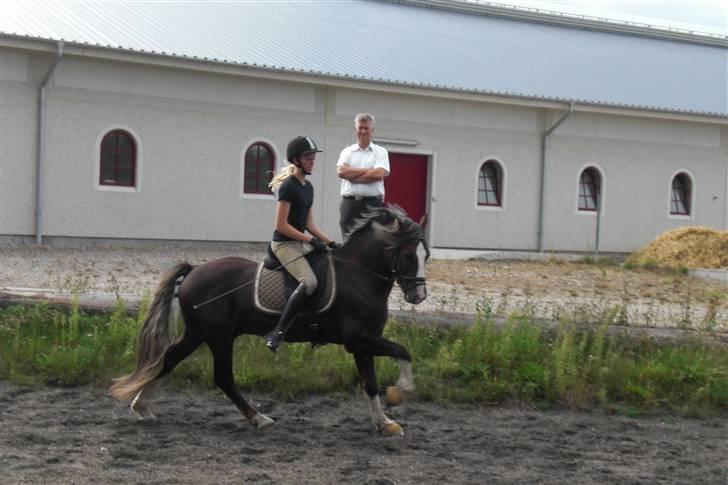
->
<box><xmin>331</xmin><ymin>238</ymin><xmax>429</xmax><ymax>290</ymax></box>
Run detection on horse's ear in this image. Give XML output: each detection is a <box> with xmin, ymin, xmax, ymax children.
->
<box><xmin>418</xmin><ymin>213</ymin><xmax>428</xmax><ymax>230</ymax></box>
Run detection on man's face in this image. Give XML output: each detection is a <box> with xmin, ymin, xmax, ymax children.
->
<box><xmin>355</xmin><ymin>121</ymin><xmax>373</xmax><ymax>147</ymax></box>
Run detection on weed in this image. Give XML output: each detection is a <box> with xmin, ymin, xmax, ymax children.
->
<box><xmin>2</xmin><ymin>303</ymin><xmax>727</xmax><ymax>414</ymax></box>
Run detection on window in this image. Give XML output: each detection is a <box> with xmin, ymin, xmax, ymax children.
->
<box><xmin>478</xmin><ymin>160</ymin><xmax>502</xmax><ymax>207</ymax></box>
<box><xmin>244</xmin><ymin>142</ymin><xmax>275</xmax><ymax>194</ymax></box>
<box><xmin>578</xmin><ymin>167</ymin><xmax>601</xmax><ymax>211</ymax></box>
<box><xmin>100</xmin><ymin>130</ymin><xmax>136</xmax><ymax>187</ymax></box>
<box><xmin>670</xmin><ymin>173</ymin><xmax>691</xmax><ymax>215</ymax></box>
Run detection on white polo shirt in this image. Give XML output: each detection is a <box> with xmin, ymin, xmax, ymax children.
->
<box><xmin>337</xmin><ymin>142</ymin><xmax>390</xmax><ymax>197</ymax></box>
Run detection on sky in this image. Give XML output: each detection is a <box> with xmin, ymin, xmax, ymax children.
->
<box><xmin>488</xmin><ymin>0</ymin><xmax>728</xmax><ymax>35</ymax></box>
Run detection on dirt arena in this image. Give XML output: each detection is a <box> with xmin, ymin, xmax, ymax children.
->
<box><xmin>2</xmin><ymin>381</ymin><xmax>727</xmax><ymax>484</ymax></box>
<box><xmin>1</xmin><ymin>244</ymin><xmax>727</xmax><ymax>484</ymax></box>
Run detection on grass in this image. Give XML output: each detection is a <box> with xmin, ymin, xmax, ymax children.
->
<box><xmin>1</xmin><ymin>300</ymin><xmax>727</xmax><ymax>415</ymax></box>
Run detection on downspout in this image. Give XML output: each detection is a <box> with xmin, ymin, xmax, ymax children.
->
<box><xmin>537</xmin><ymin>102</ymin><xmax>574</xmax><ymax>252</ymax></box>
<box><xmin>34</xmin><ymin>41</ymin><xmax>64</xmax><ymax>245</ymax></box>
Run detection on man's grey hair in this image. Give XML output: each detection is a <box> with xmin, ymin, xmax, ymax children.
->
<box><xmin>354</xmin><ymin>113</ymin><xmax>375</xmax><ymax>127</ymax></box>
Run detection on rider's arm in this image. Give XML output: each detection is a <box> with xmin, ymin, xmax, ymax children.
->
<box><xmin>305</xmin><ymin>209</ymin><xmax>332</xmax><ymax>244</ymax></box>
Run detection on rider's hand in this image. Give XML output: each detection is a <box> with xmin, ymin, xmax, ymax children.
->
<box><xmin>309</xmin><ymin>237</ymin><xmax>328</xmax><ymax>253</ymax></box>
<box><xmin>327</xmin><ymin>241</ymin><xmax>342</xmax><ymax>250</ymax></box>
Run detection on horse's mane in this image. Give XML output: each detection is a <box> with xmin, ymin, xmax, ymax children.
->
<box><xmin>345</xmin><ymin>205</ymin><xmax>424</xmax><ymax>249</ymax></box>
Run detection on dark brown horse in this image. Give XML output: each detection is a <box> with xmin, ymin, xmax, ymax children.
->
<box><xmin>110</xmin><ymin>206</ymin><xmax>428</xmax><ymax>436</ymax></box>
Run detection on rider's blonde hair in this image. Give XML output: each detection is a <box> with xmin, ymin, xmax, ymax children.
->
<box><xmin>268</xmin><ymin>164</ymin><xmax>296</xmax><ymax>192</ymax></box>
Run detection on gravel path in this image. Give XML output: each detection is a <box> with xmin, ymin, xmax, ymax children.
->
<box><xmin>1</xmin><ymin>243</ymin><xmax>726</xmax><ymax>330</ymax></box>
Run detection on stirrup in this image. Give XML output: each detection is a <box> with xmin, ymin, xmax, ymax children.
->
<box><xmin>265</xmin><ymin>331</ymin><xmax>284</xmax><ymax>352</ymax></box>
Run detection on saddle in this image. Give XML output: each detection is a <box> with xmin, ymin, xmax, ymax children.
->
<box><xmin>253</xmin><ymin>245</ymin><xmax>336</xmax><ymax>315</ymax></box>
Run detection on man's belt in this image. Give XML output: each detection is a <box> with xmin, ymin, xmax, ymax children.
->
<box><xmin>342</xmin><ymin>195</ymin><xmax>383</xmax><ymax>201</ymax></box>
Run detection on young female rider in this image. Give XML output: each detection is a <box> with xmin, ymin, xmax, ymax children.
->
<box><xmin>265</xmin><ymin>136</ymin><xmax>337</xmax><ymax>352</ymax></box>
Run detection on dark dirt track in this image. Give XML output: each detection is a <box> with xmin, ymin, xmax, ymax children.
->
<box><xmin>1</xmin><ymin>381</ymin><xmax>726</xmax><ymax>484</ymax></box>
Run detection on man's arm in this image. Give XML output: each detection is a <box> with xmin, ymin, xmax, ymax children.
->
<box><xmin>336</xmin><ymin>164</ymin><xmax>365</xmax><ymax>180</ymax></box>
<box><xmin>349</xmin><ymin>167</ymin><xmax>389</xmax><ymax>183</ymax></box>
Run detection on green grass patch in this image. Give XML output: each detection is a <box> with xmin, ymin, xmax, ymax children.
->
<box><xmin>1</xmin><ymin>301</ymin><xmax>726</xmax><ymax>415</ymax></box>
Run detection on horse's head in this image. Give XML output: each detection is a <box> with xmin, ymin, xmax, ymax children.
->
<box><xmin>361</xmin><ymin>206</ymin><xmax>429</xmax><ymax>305</ymax></box>
<box><xmin>392</xmin><ymin>230</ymin><xmax>429</xmax><ymax>304</ymax></box>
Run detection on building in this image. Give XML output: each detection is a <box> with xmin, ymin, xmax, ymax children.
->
<box><xmin>1</xmin><ymin>0</ymin><xmax>726</xmax><ymax>253</ymax></box>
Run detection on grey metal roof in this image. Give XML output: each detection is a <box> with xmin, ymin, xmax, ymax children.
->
<box><xmin>1</xmin><ymin>0</ymin><xmax>726</xmax><ymax>117</ymax></box>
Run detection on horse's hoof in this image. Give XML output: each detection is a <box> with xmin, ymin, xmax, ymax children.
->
<box><xmin>381</xmin><ymin>422</ymin><xmax>404</xmax><ymax>437</ymax></box>
<box><xmin>131</xmin><ymin>407</ymin><xmax>156</xmax><ymax>420</ymax></box>
<box><xmin>385</xmin><ymin>386</ymin><xmax>403</xmax><ymax>406</ymax></box>
<box><xmin>252</xmin><ymin>413</ymin><xmax>275</xmax><ymax>429</ymax></box>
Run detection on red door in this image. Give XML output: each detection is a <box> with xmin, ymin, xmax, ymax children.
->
<box><xmin>384</xmin><ymin>153</ymin><xmax>428</xmax><ymax>223</ymax></box>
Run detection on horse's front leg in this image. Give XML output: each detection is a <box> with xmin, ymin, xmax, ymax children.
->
<box><xmin>347</xmin><ymin>334</ymin><xmax>415</xmax><ymax>406</ymax></box>
<box><xmin>385</xmin><ymin>359</ymin><xmax>415</xmax><ymax>406</ymax></box>
<box><xmin>353</xmin><ymin>353</ymin><xmax>404</xmax><ymax>437</ymax></box>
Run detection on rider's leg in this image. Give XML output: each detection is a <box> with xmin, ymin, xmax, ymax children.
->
<box><xmin>265</xmin><ymin>241</ymin><xmax>318</xmax><ymax>352</ymax></box>
<box><xmin>265</xmin><ymin>282</ymin><xmax>308</xmax><ymax>352</ymax></box>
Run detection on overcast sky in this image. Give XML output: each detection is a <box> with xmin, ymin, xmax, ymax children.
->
<box><xmin>493</xmin><ymin>0</ymin><xmax>728</xmax><ymax>35</ymax></box>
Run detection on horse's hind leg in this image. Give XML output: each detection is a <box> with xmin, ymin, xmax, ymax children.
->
<box><xmin>208</xmin><ymin>338</ymin><xmax>274</xmax><ymax>429</ymax></box>
<box><xmin>130</xmin><ymin>329</ymin><xmax>202</xmax><ymax>419</ymax></box>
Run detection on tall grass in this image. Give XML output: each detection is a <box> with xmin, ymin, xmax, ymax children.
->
<box><xmin>1</xmin><ymin>301</ymin><xmax>726</xmax><ymax>414</ymax></box>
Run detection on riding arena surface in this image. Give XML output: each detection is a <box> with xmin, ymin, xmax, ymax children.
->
<box><xmin>1</xmin><ymin>244</ymin><xmax>727</xmax><ymax>484</ymax></box>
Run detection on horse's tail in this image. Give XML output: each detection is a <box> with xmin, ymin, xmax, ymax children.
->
<box><xmin>109</xmin><ymin>262</ymin><xmax>194</xmax><ymax>402</ymax></box>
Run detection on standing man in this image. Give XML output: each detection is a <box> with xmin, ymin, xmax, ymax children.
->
<box><xmin>337</xmin><ymin>113</ymin><xmax>390</xmax><ymax>241</ymax></box>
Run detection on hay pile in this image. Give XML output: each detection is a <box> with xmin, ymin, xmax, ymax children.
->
<box><xmin>627</xmin><ymin>226</ymin><xmax>728</xmax><ymax>269</ymax></box>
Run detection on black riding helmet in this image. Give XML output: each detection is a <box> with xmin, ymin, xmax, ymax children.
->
<box><xmin>286</xmin><ymin>136</ymin><xmax>323</xmax><ymax>164</ymax></box>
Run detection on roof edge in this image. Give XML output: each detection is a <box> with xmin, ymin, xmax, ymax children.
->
<box><xmin>387</xmin><ymin>0</ymin><xmax>728</xmax><ymax>47</ymax></box>
<box><xmin>2</xmin><ymin>34</ymin><xmax>727</xmax><ymax>125</ymax></box>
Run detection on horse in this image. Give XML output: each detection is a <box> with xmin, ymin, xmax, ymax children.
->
<box><xmin>110</xmin><ymin>206</ymin><xmax>429</xmax><ymax>436</ymax></box>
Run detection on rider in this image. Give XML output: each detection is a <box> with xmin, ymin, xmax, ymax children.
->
<box><xmin>265</xmin><ymin>136</ymin><xmax>337</xmax><ymax>352</ymax></box>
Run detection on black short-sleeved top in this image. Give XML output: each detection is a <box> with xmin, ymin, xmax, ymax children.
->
<box><xmin>272</xmin><ymin>176</ymin><xmax>314</xmax><ymax>242</ymax></box>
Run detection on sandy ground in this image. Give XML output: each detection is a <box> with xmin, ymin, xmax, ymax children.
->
<box><xmin>2</xmin><ymin>381</ymin><xmax>727</xmax><ymax>485</ymax></box>
<box><xmin>1</xmin><ymin>246</ymin><xmax>728</xmax><ymax>483</ymax></box>
<box><xmin>1</xmin><ymin>244</ymin><xmax>726</xmax><ymax>330</ymax></box>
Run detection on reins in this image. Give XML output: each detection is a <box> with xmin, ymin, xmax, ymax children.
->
<box><xmin>330</xmin><ymin>254</ymin><xmax>395</xmax><ymax>282</ymax></box>
<box><xmin>192</xmin><ymin>252</ymin><xmax>310</xmax><ymax>309</ymax></box>
<box><xmin>192</xmin><ymin>247</ymin><xmax>423</xmax><ymax>310</ymax></box>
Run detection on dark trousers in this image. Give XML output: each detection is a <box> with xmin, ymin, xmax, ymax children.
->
<box><xmin>340</xmin><ymin>196</ymin><xmax>385</xmax><ymax>242</ymax></box>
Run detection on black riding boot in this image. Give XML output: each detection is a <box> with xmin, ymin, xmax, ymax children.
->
<box><xmin>265</xmin><ymin>283</ymin><xmax>308</xmax><ymax>352</ymax></box>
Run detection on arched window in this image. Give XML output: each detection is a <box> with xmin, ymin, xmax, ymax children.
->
<box><xmin>244</xmin><ymin>142</ymin><xmax>275</xmax><ymax>194</ymax></box>
<box><xmin>478</xmin><ymin>160</ymin><xmax>502</xmax><ymax>207</ymax></box>
<box><xmin>670</xmin><ymin>173</ymin><xmax>691</xmax><ymax>215</ymax></box>
<box><xmin>578</xmin><ymin>167</ymin><xmax>601</xmax><ymax>211</ymax></box>
<box><xmin>100</xmin><ymin>130</ymin><xmax>136</xmax><ymax>187</ymax></box>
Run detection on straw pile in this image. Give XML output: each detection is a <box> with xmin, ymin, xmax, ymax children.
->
<box><xmin>627</xmin><ymin>226</ymin><xmax>728</xmax><ymax>269</ymax></box>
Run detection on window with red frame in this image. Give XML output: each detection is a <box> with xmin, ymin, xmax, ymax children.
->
<box><xmin>578</xmin><ymin>167</ymin><xmax>601</xmax><ymax>211</ymax></box>
<box><xmin>244</xmin><ymin>142</ymin><xmax>275</xmax><ymax>194</ymax></box>
<box><xmin>670</xmin><ymin>173</ymin><xmax>691</xmax><ymax>215</ymax></box>
<box><xmin>100</xmin><ymin>130</ymin><xmax>136</xmax><ymax>187</ymax></box>
<box><xmin>478</xmin><ymin>161</ymin><xmax>502</xmax><ymax>206</ymax></box>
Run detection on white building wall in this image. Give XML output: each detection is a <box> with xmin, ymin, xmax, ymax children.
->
<box><xmin>333</xmin><ymin>89</ymin><xmax>544</xmax><ymax>250</ymax></box>
<box><xmin>543</xmin><ymin>114</ymin><xmax>726</xmax><ymax>252</ymax></box>
<box><xmin>0</xmin><ymin>50</ymin><xmax>41</xmax><ymax>236</ymax></box>
<box><xmin>2</xmin><ymin>47</ymin><xmax>726</xmax><ymax>252</ymax></box>
<box><xmin>3</xmin><ymin>54</ymin><xmax>330</xmax><ymax>242</ymax></box>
